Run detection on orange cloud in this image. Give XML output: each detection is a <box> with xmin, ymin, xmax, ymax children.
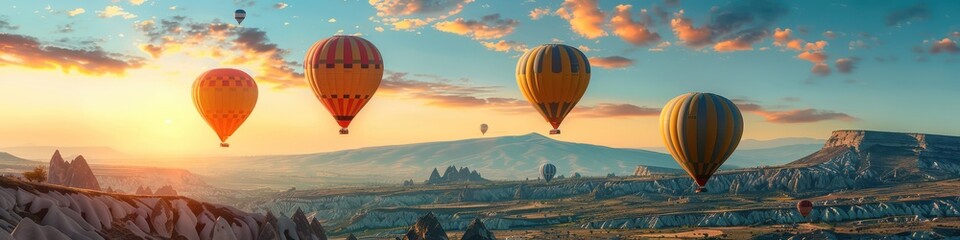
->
<box><xmin>134</xmin><ymin>17</ymin><xmax>303</xmax><ymax>88</ymax></box>
<box><xmin>480</xmin><ymin>40</ymin><xmax>528</xmax><ymax>52</ymax></box>
<box><xmin>797</xmin><ymin>51</ymin><xmax>828</xmax><ymax>63</ymax></box>
<box><xmin>930</xmin><ymin>38</ymin><xmax>959</xmax><ymax>54</ymax></box>
<box><xmin>0</xmin><ymin>33</ymin><xmax>143</xmax><ymax>76</ymax></box>
<box><xmin>434</xmin><ymin>14</ymin><xmax>519</xmax><ymax>40</ymax></box>
<box><xmin>555</xmin><ymin>0</ymin><xmax>607</xmax><ymax>39</ymax></box>
<box><xmin>670</xmin><ymin>11</ymin><xmax>712</xmax><ymax>48</ymax></box>
<box><xmin>611</xmin><ymin>5</ymin><xmax>661</xmax><ymax>46</ymax></box>
<box><xmin>733</xmin><ymin>99</ymin><xmax>857</xmax><ymax>123</ymax></box>
<box><xmin>589</xmin><ymin>56</ymin><xmax>634</xmax><ymax>69</ymax></box>
<box><xmin>529</xmin><ymin>7</ymin><xmax>551</xmax><ymax>20</ymax></box>
<box><xmin>369</xmin><ymin>0</ymin><xmax>475</xmax><ymax>31</ymax></box>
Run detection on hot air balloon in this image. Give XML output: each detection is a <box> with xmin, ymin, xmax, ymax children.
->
<box><xmin>659</xmin><ymin>92</ymin><xmax>743</xmax><ymax>193</ymax></box>
<box><xmin>304</xmin><ymin>35</ymin><xmax>384</xmax><ymax>134</ymax></box>
<box><xmin>234</xmin><ymin>9</ymin><xmax>246</xmax><ymax>24</ymax></box>
<box><xmin>797</xmin><ymin>200</ymin><xmax>813</xmax><ymax>218</ymax></box>
<box><xmin>516</xmin><ymin>44</ymin><xmax>590</xmax><ymax>135</ymax></box>
<box><xmin>192</xmin><ymin>68</ymin><xmax>258</xmax><ymax>147</ymax></box>
<box><xmin>540</xmin><ymin>163</ymin><xmax>557</xmax><ymax>182</ymax></box>
<box><xmin>480</xmin><ymin>123</ymin><xmax>489</xmax><ymax>135</ymax></box>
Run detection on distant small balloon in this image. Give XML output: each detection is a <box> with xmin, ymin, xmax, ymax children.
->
<box><xmin>235</xmin><ymin>9</ymin><xmax>246</xmax><ymax>24</ymax></box>
<box><xmin>540</xmin><ymin>163</ymin><xmax>557</xmax><ymax>182</ymax></box>
<box><xmin>797</xmin><ymin>200</ymin><xmax>813</xmax><ymax>218</ymax></box>
<box><xmin>480</xmin><ymin>123</ymin><xmax>489</xmax><ymax>135</ymax></box>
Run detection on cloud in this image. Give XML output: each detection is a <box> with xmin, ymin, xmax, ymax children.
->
<box><xmin>67</xmin><ymin>8</ymin><xmax>86</xmax><ymax>17</ymax></box>
<box><xmin>611</xmin><ymin>5</ymin><xmax>661</xmax><ymax>46</ymax></box>
<box><xmin>835</xmin><ymin>58</ymin><xmax>855</xmax><ymax>74</ymax></box>
<box><xmin>234</xmin><ymin>0</ymin><xmax>255</xmax><ymax>7</ymax></box>
<box><xmin>930</xmin><ymin>38</ymin><xmax>959</xmax><ymax>54</ymax></box>
<box><xmin>649</xmin><ymin>41</ymin><xmax>671</xmax><ymax>52</ymax></box>
<box><xmin>529</xmin><ymin>7</ymin><xmax>551</xmax><ymax>20</ymax></box>
<box><xmin>810</xmin><ymin>63</ymin><xmax>830</xmax><ymax>76</ymax></box>
<box><xmin>886</xmin><ymin>3</ymin><xmax>929</xmax><ymax>26</ymax></box>
<box><xmin>774</xmin><ymin>28</ymin><xmax>832</xmax><ymax>76</ymax></box>
<box><xmin>732</xmin><ymin>99</ymin><xmax>857</xmax><ymax>123</ymax></box>
<box><xmin>380</xmin><ymin>71</ymin><xmax>650</xmax><ymax>117</ymax></box>
<box><xmin>555</xmin><ymin>0</ymin><xmax>607</xmax><ymax>39</ymax></box>
<box><xmin>480</xmin><ymin>40</ymin><xmax>528</xmax><ymax>52</ymax></box>
<box><xmin>375</xmin><ymin>26</ymin><xmax>385</xmax><ymax>32</ymax></box>
<box><xmin>575</xmin><ymin>103</ymin><xmax>660</xmax><ymax>118</ymax></box>
<box><xmin>670</xmin><ymin>10</ymin><xmax>712</xmax><ymax>47</ymax></box>
<box><xmin>134</xmin><ymin>16</ymin><xmax>303</xmax><ymax>88</ymax></box>
<box><xmin>56</xmin><ymin>24</ymin><xmax>74</xmax><ymax>33</ymax></box>
<box><xmin>328</xmin><ymin>18</ymin><xmax>337</xmax><ymax>23</ymax></box>
<box><xmin>274</xmin><ymin>2</ymin><xmax>289</xmax><ymax>9</ymax></box>
<box><xmin>369</xmin><ymin>0</ymin><xmax>475</xmax><ymax>31</ymax></box>
<box><xmin>0</xmin><ymin>18</ymin><xmax>17</xmax><ymax>30</ymax></box>
<box><xmin>129</xmin><ymin>0</ymin><xmax>147</xmax><ymax>6</ymax></box>
<box><xmin>670</xmin><ymin>0</ymin><xmax>787</xmax><ymax>50</ymax></box>
<box><xmin>434</xmin><ymin>14</ymin><xmax>519</xmax><ymax>40</ymax></box>
<box><xmin>0</xmin><ymin>33</ymin><xmax>143</xmax><ymax>75</ymax></box>
<box><xmin>589</xmin><ymin>56</ymin><xmax>634</xmax><ymax>69</ymax></box>
<box><xmin>97</xmin><ymin>6</ymin><xmax>137</xmax><ymax>19</ymax></box>
<box><xmin>822</xmin><ymin>30</ymin><xmax>836</xmax><ymax>39</ymax></box>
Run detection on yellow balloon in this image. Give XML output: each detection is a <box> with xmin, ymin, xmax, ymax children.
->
<box><xmin>515</xmin><ymin>44</ymin><xmax>591</xmax><ymax>134</ymax></box>
<box><xmin>659</xmin><ymin>92</ymin><xmax>743</xmax><ymax>192</ymax></box>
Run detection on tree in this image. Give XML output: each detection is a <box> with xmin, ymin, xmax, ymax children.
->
<box><xmin>23</xmin><ymin>165</ymin><xmax>47</xmax><ymax>183</ymax></box>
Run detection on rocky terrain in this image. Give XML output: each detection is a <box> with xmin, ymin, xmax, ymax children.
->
<box><xmin>47</xmin><ymin>150</ymin><xmax>100</xmax><ymax>190</ymax></box>
<box><xmin>425</xmin><ymin>166</ymin><xmax>488</xmax><ymax>185</ymax></box>
<box><xmin>244</xmin><ymin>130</ymin><xmax>960</xmax><ymax>238</ymax></box>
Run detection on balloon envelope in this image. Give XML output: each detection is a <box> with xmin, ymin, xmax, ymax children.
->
<box><xmin>234</xmin><ymin>9</ymin><xmax>246</xmax><ymax>24</ymax></box>
<box><xmin>540</xmin><ymin>163</ymin><xmax>557</xmax><ymax>182</ymax></box>
<box><xmin>303</xmin><ymin>35</ymin><xmax>384</xmax><ymax>134</ymax></box>
<box><xmin>797</xmin><ymin>200</ymin><xmax>813</xmax><ymax>217</ymax></box>
<box><xmin>192</xmin><ymin>68</ymin><xmax>258</xmax><ymax>147</ymax></box>
<box><xmin>480</xmin><ymin>123</ymin><xmax>488</xmax><ymax>135</ymax></box>
<box><xmin>659</xmin><ymin>92</ymin><xmax>743</xmax><ymax>192</ymax></box>
<box><xmin>515</xmin><ymin>44</ymin><xmax>590</xmax><ymax>134</ymax></box>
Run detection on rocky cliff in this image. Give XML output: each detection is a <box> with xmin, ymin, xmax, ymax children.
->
<box><xmin>47</xmin><ymin>150</ymin><xmax>100</xmax><ymax>190</ymax></box>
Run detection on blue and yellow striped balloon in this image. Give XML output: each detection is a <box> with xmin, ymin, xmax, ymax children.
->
<box><xmin>659</xmin><ymin>92</ymin><xmax>743</xmax><ymax>192</ymax></box>
<box><xmin>516</xmin><ymin>44</ymin><xmax>590</xmax><ymax>134</ymax></box>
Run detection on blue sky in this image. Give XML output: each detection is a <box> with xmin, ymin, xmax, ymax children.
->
<box><xmin>0</xmin><ymin>0</ymin><xmax>958</xmax><ymax>155</ymax></box>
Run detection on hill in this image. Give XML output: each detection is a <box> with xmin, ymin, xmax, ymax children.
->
<box><xmin>178</xmin><ymin>133</ymin><xmax>681</xmax><ymax>189</ymax></box>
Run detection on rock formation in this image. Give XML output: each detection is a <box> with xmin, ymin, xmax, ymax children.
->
<box><xmin>634</xmin><ymin>166</ymin><xmax>652</xmax><ymax>176</ymax></box>
<box><xmin>153</xmin><ymin>185</ymin><xmax>178</xmax><ymax>196</ymax></box>
<box><xmin>402</xmin><ymin>212</ymin><xmax>448</xmax><ymax>240</ymax></box>
<box><xmin>135</xmin><ymin>185</ymin><xmax>153</xmax><ymax>195</ymax></box>
<box><xmin>425</xmin><ymin>165</ymin><xmax>487</xmax><ymax>184</ymax></box>
<box><xmin>346</xmin><ymin>233</ymin><xmax>358</xmax><ymax>240</ymax></box>
<box><xmin>46</xmin><ymin>150</ymin><xmax>100</xmax><ymax>190</ymax></box>
<box><xmin>291</xmin><ymin>207</ymin><xmax>327</xmax><ymax>240</ymax></box>
<box><xmin>460</xmin><ymin>218</ymin><xmax>495</xmax><ymax>240</ymax></box>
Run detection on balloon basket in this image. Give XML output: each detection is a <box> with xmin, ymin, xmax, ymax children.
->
<box><xmin>549</xmin><ymin>129</ymin><xmax>561</xmax><ymax>135</ymax></box>
<box><xmin>695</xmin><ymin>187</ymin><xmax>707</xmax><ymax>193</ymax></box>
<box><xmin>339</xmin><ymin>128</ymin><xmax>349</xmax><ymax>135</ymax></box>
<box><xmin>220</xmin><ymin>143</ymin><xmax>230</xmax><ymax>148</ymax></box>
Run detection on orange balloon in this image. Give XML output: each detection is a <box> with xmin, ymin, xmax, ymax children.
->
<box><xmin>304</xmin><ymin>35</ymin><xmax>384</xmax><ymax>134</ymax></box>
<box><xmin>192</xmin><ymin>68</ymin><xmax>258</xmax><ymax>147</ymax></box>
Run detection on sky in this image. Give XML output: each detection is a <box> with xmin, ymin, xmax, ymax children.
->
<box><xmin>0</xmin><ymin>0</ymin><xmax>958</xmax><ymax>157</ymax></box>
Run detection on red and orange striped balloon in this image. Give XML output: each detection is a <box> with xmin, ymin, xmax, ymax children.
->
<box><xmin>303</xmin><ymin>35</ymin><xmax>384</xmax><ymax>134</ymax></box>
<box><xmin>192</xmin><ymin>68</ymin><xmax>258</xmax><ymax>147</ymax></box>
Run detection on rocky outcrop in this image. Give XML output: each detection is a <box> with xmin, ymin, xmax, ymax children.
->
<box><xmin>426</xmin><ymin>166</ymin><xmax>487</xmax><ymax>185</ymax></box>
<box><xmin>292</xmin><ymin>207</ymin><xmax>327</xmax><ymax>240</ymax></box>
<box><xmin>135</xmin><ymin>186</ymin><xmax>152</xmax><ymax>195</ymax></box>
<box><xmin>402</xmin><ymin>212</ymin><xmax>448</xmax><ymax>240</ymax></box>
<box><xmin>47</xmin><ymin>151</ymin><xmax>100</xmax><ymax>190</ymax></box>
<box><xmin>346</xmin><ymin>233</ymin><xmax>358</xmax><ymax>240</ymax></box>
<box><xmin>153</xmin><ymin>185</ymin><xmax>178</xmax><ymax>196</ymax></box>
<box><xmin>460</xmin><ymin>218</ymin><xmax>495</xmax><ymax>240</ymax></box>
